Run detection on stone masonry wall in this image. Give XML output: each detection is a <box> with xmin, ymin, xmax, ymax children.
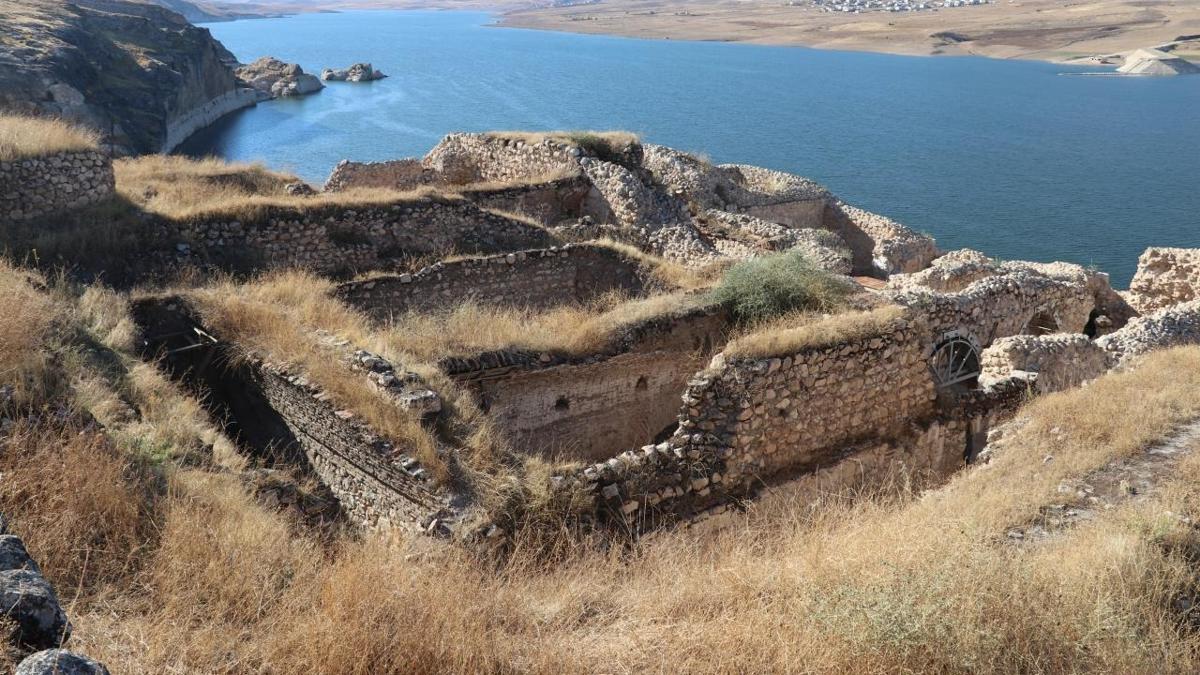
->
<box><xmin>1127</xmin><ymin>248</ymin><xmax>1200</xmax><ymax>314</ymax></box>
<box><xmin>0</xmin><ymin>150</ymin><xmax>114</xmax><ymax>222</ymax></box>
<box><xmin>252</xmin><ymin>362</ymin><xmax>446</xmax><ymax>531</ymax></box>
<box><xmin>448</xmin><ymin>306</ymin><xmax>728</xmax><ymax>462</ymax></box>
<box><xmin>168</xmin><ymin>198</ymin><xmax>555</xmax><ymax>275</ymax></box>
<box><xmin>890</xmin><ymin>269</ymin><xmax>1095</xmax><ymax>352</ymax></box>
<box><xmin>980</xmin><ymin>334</ymin><xmax>1109</xmax><ymax>393</ymax></box>
<box><xmin>552</xmin><ymin>313</ymin><xmax>1030</xmax><ymax>531</ymax></box>
<box><xmin>324</xmin><ymin>158</ymin><xmax>435</xmax><ymax>192</ymax></box>
<box><xmin>336</xmin><ymin>244</ymin><xmax>654</xmax><ymax>320</ymax></box>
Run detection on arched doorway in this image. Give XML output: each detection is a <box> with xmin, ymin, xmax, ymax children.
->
<box><xmin>1024</xmin><ymin>309</ymin><xmax>1059</xmax><ymax>336</ymax></box>
<box><xmin>929</xmin><ymin>336</ymin><xmax>981</xmax><ymax>391</ymax></box>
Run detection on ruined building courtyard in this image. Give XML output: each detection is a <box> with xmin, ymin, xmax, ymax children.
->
<box><xmin>5</xmin><ymin>120</ymin><xmax>1200</xmax><ymax>672</ymax></box>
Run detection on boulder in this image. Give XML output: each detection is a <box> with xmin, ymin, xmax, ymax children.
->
<box><xmin>0</xmin><ymin>536</ymin><xmax>41</xmax><ymax>574</ymax></box>
<box><xmin>236</xmin><ymin>57</ymin><xmax>324</xmax><ymax>99</ymax></box>
<box><xmin>16</xmin><ymin>650</ymin><xmax>109</xmax><ymax>675</ymax></box>
<box><xmin>0</xmin><ymin>570</ymin><xmax>71</xmax><ymax>650</ymax></box>
<box><xmin>321</xmin><ymin>62</ymin><xmax>387</xmax><ymax>82</ymax></box>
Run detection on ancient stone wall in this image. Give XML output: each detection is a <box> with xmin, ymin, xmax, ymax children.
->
<box><xmin>891</xmin><ymin>270</ymin><xmax>1095</xmax><ymax>352</ymax></box>
<box><xmin>1127</xmin><ymin>248</ymin><xmax>1200</xmax><ymax>314</ymax></box>
<box><xmin>0</xmin><ymin>151</ymin><xmax>114</xmax><ymax>222</ymax></box>
<box><xmin>336</xmin><ymin>244</ymin><xmax>654</xmax><ymax>320</ymax></box>
<box><xmin>424</xmin><ymin>133</ymin><xmax>591</xmax><ymax>185</ymax></box>
<box><xmin>168</xmin><ymin>198</ymin><xmax>555</xmax><ymax>275</ymax></box>
<box><xmin>324</xmin><ymin>158</ymin><xmax>435</xmax><ymax>192</ymax></box>
<box><xmin>554</xmin><ymin>314</ymin><xmax>1030</xmax><ymax>530</ymax></box>
<box><xmin>446</xmin><ymin>306</ymin><xmax>728</xmax><ymax>462</ymax></box>
<box><xmin>980</xmin><ymin>334</ymin><xmax>1109</xmax><ymax>393</ymax></box>
<box><xmin>252</xmin><ymin>362</ymin><xmax>445</xmax><ymax>531</ymax></box>
<box><xmin>822</xmin><ymin>201</ymin><xmax>940</xmax><ymax>276</ymax></box>
<box><xmin>459</xmin><ymin>174</ymin><xmax>607</xmax><ymax>226</ymax></box>
<box><xmin>1098</xmin><ymin>300</ymin><xmax>1200</xmax><ymax>367</ymax></box>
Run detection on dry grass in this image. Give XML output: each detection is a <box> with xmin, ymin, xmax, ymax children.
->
<box><xmin>3</xmin><ymin>347</ymin><xmax>1193</xmax><ymax>673</ymax></box>
<box><xmin>591</xmin><ymin>238</ymin><xmax>727</xmax><ymax>291</ymax></box>
<box><xmin>724</xmin><ymin>304</ymin><xmax>906</xmax><ymax>359</ymax></box>
<box><xmin>0</xmin><ymin>114</ymin><xmax>99</xmax><ymax>161</ymax></box>
<box><xmin>113</xmin><ymin>154</ymin><xmax>456</xmax><ymax>221</ymax></box>
<box><xmin>383</xmin><ymin>290</ymin><xmax>707</xmax><ymax>361</ymax></box>
<box><xmin>0</xmin><ymin>260</ymin><xmax>65</xmax><ymax>406</ymax></box>
<box><xmin>485</xmin><ymin>130</ymin><xmax>640</xmax><ymax>153</ymax></box>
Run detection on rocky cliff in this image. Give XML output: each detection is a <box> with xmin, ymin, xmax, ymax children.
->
<box><xmin>0</xmin><ymin>0</ymin><xmax>258</xmax><ymax>155</ymax></box>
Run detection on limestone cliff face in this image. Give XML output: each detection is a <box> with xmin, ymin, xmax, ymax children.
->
<box><xmin>0</xmin><ymin>0</ymin><xmax>257</xmax><ymax>155</ymax></box>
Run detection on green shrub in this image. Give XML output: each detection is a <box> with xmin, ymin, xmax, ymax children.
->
<box><xmin>708</xmin><ymin>250</ymin><xmax>854</xmax><ymax>324</ymax></box>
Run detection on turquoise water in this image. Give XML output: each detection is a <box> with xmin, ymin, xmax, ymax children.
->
<box><xmin>188</xmin><ymin>11</ymin><xmax>1200</xmax><ymax>286</ymax></box>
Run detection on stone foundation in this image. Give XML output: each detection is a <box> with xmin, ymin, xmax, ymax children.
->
<box><xmin>336</xmin><ymin>244</ymin><xmax>656</xmax><ymax>319</ymax></box>
<box><xmin>0</xmin><ymin>150</ymin><xmax>114</xmax><ymax>222</ymax></box>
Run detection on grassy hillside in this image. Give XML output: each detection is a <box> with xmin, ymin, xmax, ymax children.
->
<box><xmin>3</xmin><ymin>253</ymin><xmax>1200</xmax><ymax>672</ymax></box>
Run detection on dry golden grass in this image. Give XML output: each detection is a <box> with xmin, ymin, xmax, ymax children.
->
<box><xmin>385</xmin><ymin>290</ymin><xmax>706</xmax><ymax>361</ymax></box>
<box><xmin>113</xmin><ymin>154</ymin><xmax>458</xmax><ymax>221</ymax></box>
<box><xmin>0</xmin><ymin>114</ymin><xmax>99</xmax><ymax>161</ymax></box>
<box><xmin>5</xmin><ymin>347</ymin><xmax>1192</xmax><ymax>673</ymax></box>
<box><xmin>724</xmin><ymin>304</ymin><xmax>905</xmax><ymax>359</ymax></box>
<box><xmin>591</xmin><ymin>238</ymin><xmax>727</xmax><ymax>291</ymax></box>
<box><xmin>0</xmin><ymin>260</ymin><xmax>65</xmax><ymax>405</ymax></box>
<box><xmin>485</xmin><ymin>130</ymin><xmax>640</xmax><ymax>152</ymax></box>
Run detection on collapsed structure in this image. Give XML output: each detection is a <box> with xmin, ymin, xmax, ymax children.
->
<box><xmin>19</xmin><ymin>129</ymin><xmax>1200</xmax><ymax>542</ymax></box>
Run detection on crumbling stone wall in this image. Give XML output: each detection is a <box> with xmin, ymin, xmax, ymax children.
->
<box><xmin>0</xmin><ymin>150</ymin><xmax>114</xmax><ymax>222</ymax></box>
<box><xmin>458</xmin><ymin>174</ymin><xmax>607</xmax><ymax>226</ymax></box>
<box><xmin>447</xmin><ymin>306</ymin><xmax>728</xmax><ymax>462</ymax></box>
<box><xmin>425</xmin><ymin>133</ymin><xmax>597</xmax><ymax>185</ymax></box>
<box><xmin>336</xmin><ymin>244</ymin><xmax>655</xmax><ymax>320</ymax></box>
<box><xmin>168</xmin><ymin>198</ymin><xmax>555</xmax><ymax>275</ymax></box>
<box><xmin>1127</xmin><ymin>248</ymin><xmax>1200</xmax><ymax>314</ymax></box>
<box><xmin>1098</xmin><ymin>300</ymin><xmax>1200</xmax><ymax>367</ymax></box>
<box><xmin>553</xmin><ymin>315</ymin><xmax>1029</xmax><ymax>530</ymax></box>
<box><xmin>980</xmin><ymin>334</ymin><xmax>1109</xmax><ymax>393</ymax></box>
<box><xmin>324</xmin><ymin>158</ymin><xmax>435</xmax><ymax>192</ymax></box>
<box><xmin>822</xmin><ymin>201</ymin><xmax>940</xmax><ymax>276</ymax></box>
<box><xmin>891</xmin><ymin>269</ymin><xmax>1095</xmax><ymax>351</ymax></box>
<box><xmin>252</xmin><ymin>362</ymin><xmax>446</xmax><ymax>530</ymax></box>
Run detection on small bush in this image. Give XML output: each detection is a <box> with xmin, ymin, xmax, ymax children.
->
<box><xmin>708</xmin><ymin>250</ymin><xmax>854</xmax><ymax>324</ymax></box>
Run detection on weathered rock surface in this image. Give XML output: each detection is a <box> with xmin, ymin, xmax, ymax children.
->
<box><xmin>15</xmin><ymin>649</ymin><xmax>110</xmax><ymax>675</ymax></box>
<box><xmin>0</xmin><ymin>569</ymin><xmax>71</xmax><ymax>650</ymax></box>
<box><xmin>236</xmin><ymin>57</ymin><xmax>323</xmax><ymax>98</ymax></box>
<box><xmin>1127</xmin><ymin>247</ymin><xmax>1200</xmax><ymax>314</ymax></box>
<box><xmin>0</xmin><ymin>0</ymin><xmax>258</xmax><ymax>154</ymax></box>
<box><xmin>0</xmin><ymin>536</ymin><xmax>42</xmax><ymax>574</ymax></box>
<box><xmin>321</xmin><ymin>62</ymin><xmax>387</xmax><ymax>82</ymax></box>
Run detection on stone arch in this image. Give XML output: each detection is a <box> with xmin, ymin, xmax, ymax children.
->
<box><xmin>928</xmin><ymin>333</ymin><xmax>981</xmax><ymax>390</ymax></box>
<box><xmin>1024</xmin><ymin>308</ymin><xmax>1059</xmax><ymax>336</ymax></box>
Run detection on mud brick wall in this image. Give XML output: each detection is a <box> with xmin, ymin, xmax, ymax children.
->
<box><xmin>1</xmin><ymin>150</ymin><xmax>114</xmax><ymax>222</ymax></box>
<box><xmin>335</xmin><ymin>244</ymin><xmax>654</xmax><ymax>319</ymax></box>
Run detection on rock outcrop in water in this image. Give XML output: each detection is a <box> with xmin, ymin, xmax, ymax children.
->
<box><xmin>236</xmin><ymin>57</ymin><xmax>324</xmax><ymax>98</ymax></box>
<box><xmin>0</xmin><ymin>0</ymin><xmax>258</xmax><ymax>155</ymax></box>
<box><xmin>321</xmin><ymin>63</ymin><xmax>388</xmax><ymax>82</ymax></box>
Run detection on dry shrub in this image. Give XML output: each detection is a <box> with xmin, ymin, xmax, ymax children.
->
<box><xmin>0</xmin><ymin>423</ymin><xmax>159</xmax><ymax>596</ymax></box>
<box><xmin>0</xmin><ymin>114</ymin><xmax>99</xmax><ymax>161</ymax></box>
<box><xmin>724</xmin><ymin>304</ymin><xmax>905</xmax><ymax>359</ymax></box>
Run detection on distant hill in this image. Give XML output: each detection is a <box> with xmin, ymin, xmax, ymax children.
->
<box><xmin>0</xmin><ymin>0</ymin><xmax>257</xmax><ymax>154</ymax></box>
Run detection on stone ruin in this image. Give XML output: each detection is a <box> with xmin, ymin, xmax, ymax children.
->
<box><xmin>79</xmin><ymin>130</ymin><xmax>1200</xmax><ymax>543</ymax></box>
